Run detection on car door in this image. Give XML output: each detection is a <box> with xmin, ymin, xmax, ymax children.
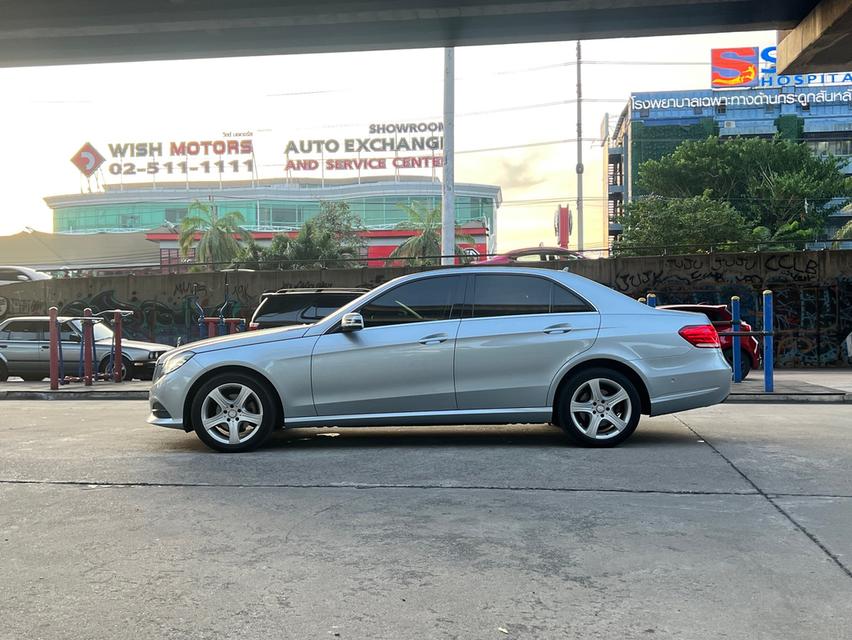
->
<box><xmin>0</xmin><ymin>320</ymin><xmax>46</xmax><ymax>376</ymax></box>
<box><xmin>455</xmin><ymin>274</ymin><xmax>600</xmax><ymax>410</ymax></box>
<box><xmin>311</xmin><ymin>275</ymin><xmax>466</xmax><ymax>417</ymax></box>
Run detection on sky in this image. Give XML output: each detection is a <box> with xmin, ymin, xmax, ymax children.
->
<box><xmin>0</xmin><ymin>29</ymin><xmax>776</xmax><ymax>251</ymax></box>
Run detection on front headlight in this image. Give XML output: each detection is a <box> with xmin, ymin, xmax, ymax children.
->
<box><xmin>161</xmin><ymin>351</ymin><xmax>194</xmax><ymax>376</ymax></box>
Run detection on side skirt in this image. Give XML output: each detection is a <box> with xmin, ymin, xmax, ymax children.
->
<box><xmin>284</xmin><ymin>407</ymin><xmax>553</xmax><ymax>428</ymax></box>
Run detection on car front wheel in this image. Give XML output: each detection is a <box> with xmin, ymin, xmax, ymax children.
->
<box><xmin>191</xmin><ymin>372</ymin><xmax>277</xmax><ymax>453</ymax></box>
<box><xmin>557</xmin><ymin>368</ymin><xmax>641</xmax><ymax>447</ymax></box>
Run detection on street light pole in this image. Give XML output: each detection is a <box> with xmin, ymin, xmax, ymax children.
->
<box><xmin>441</xmin><ymin>47</ymin><xmax>456</xmax><ymax>265</ymax></box>
<box><xmin>576</xmin><ymin>40</ymin><xmax>584</xmax><ymax>252</ymax></box>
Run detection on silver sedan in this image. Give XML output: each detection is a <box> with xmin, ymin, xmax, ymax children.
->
<box><xmin>148</xmin><ymin>267</ymin><xmax>731</xmax><ymax>452</ymax></box>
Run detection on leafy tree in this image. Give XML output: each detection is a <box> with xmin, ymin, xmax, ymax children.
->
<box><xmin>312</xmin><ymin>201</ymin><xmax>366</xmax><ymax>258</ymax></box>
<box><xmin>284</xmin><ymin>219</ymin><xmax>360</xmax><ymax>269</ymax></box>
<box><xmin>617</xmin><ymin>193</ymin><xmax>751</xmax><ymax>255</ymax></box>
<box><xmin>635</xmin><ymin>136</ymin><xmax>852</xmax><ymax>239</ymax></box>
<box><xmin>229</xmin><ymin>240</ymin><xmax>264</xmax><ymax>270</ymax></box>
<box><xmin>386</xmin><ymin>202</ymin><xmax>475</xmax><ymax>266</ymax></box>
<box><xmin>257</xmin><ymin>221</ymin><xmax>362</xmax><ymax>270</ymax></box>
<box><xmin>751</xmin><ymin>221</ymin><xmax>815</xmax><ymax>251</ymax></box>
<box><xmin>179</xmin><ymin>200</ymin><xmax>251</xmax><ymax>269</ymax></box>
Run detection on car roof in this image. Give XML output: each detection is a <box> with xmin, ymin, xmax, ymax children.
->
<box><xmin>0</xmin><ymin>316</ymin><xmax>75</xmax><ymax>323</ymax></box>
<box><xmin>506</xmin><ymin>247</ymin><xmax>576</xmax><ymax>255</ymax></box>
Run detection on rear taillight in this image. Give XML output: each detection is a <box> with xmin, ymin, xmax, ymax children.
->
<box><xmin>248</xmin><ymin>322</ymin><xmax>259</xmax><ymax>330</ymax></box>
<box><xmin>679</xmin><ymin>324</ymin><xmax>721</xmax><ymax>348</ymax></box>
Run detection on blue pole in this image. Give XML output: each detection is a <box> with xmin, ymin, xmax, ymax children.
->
<box><xmin>731</xmin><ymin>296</ymin><xmax>742</xmax><ymax>383</ymax></box>
<box><xmin>763</xmin><ymin>290</ymin><xmax>774</xmax><ymax>393</ymax></box>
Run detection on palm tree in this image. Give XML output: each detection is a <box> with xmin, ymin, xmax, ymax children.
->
<box><xmin>387</xmin><ymin>202</ymin><xmax>475</xmax><ymax>266</ymax></box>
<box><xmin>179</xmin><ymin>200</ymin><xmax>252</xmax><ymax>270</ymax></box>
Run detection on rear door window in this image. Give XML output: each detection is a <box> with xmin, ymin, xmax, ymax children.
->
<box><xmin>471</xmin><ymin>275</ymin><xmax>552</xmax><ymax>317</ymax></box>
<box><xmin>4</xmin><ymin>320</ymin><xmax>46</xmax><ymax>340</ymax></box>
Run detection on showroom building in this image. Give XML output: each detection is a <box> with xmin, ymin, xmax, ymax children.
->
<box><xmin>45</xmin><ymin>176</ymin><xmax>502</xmax><ymax>267</ymax></box>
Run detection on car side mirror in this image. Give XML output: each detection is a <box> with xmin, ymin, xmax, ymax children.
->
<box><xmin>16</xmin><ymin>274</ymin><xmax>29</xmax><ymax>281</ymax></box>
<box><xmin>340</xmin><ymin>312</ymin><xmax>364</xmax><ymax>332</ymax></box>
<box><xmin>68</xmin><ymin>333</ymin><xmax>82</xmax><ymax>343</ymax></box>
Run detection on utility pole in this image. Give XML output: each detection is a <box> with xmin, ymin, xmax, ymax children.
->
<box><xmin>576</xmin><ymin>40</ymin><xmax>584</xmax><ymax>252</ymax></box>
<box><xmin>441</xmin><ymin>47</ymin><xmax>456</xmax><ymax>265</ymax></box>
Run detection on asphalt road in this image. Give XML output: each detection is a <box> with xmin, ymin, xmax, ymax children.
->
<box><xmin>1</xmin><ymin>401</ymin><xmax>850</xmax><ymax>639</ymax></box>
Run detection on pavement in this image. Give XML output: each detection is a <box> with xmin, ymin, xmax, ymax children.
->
<box><xmin>1</xmin><ymin>401</ymin><xmax>850</xmax><ymax>639</ymax></box>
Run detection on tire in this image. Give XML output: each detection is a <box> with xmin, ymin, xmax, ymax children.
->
<box><xmin>723</xmin><ymin>349</ymin><xmax>752</xmax><ymax>380</ymax></box>
<box><xmin>0</xmin><ymin>361</ymin><xmax>9</xmax><ymax>381</ymax></box>
<box><xmin>556</xmin><ymin>367</ymin><xmax>641</xmax><ymax>447</ymax></box>
<box><xmin>99</xmin><ymin>356</ymin><xmax>132</xmax><ymax>381</ymax></box>
<box><xmin>191</xmin><ymin>372</ymin><xmax>278</xmax><ymax>453</ymax></box>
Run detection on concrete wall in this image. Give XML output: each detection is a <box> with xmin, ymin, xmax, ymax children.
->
<box><xmin>1</xmin><ymin>250</ymin><xmax>850</xmax><ymax>366</ymax></box>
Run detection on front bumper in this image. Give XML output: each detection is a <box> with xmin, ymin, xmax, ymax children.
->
<box><xmin>147</xmin><ymin>356</ymin><xmax>204</xmax><ymax>431</ymax></box>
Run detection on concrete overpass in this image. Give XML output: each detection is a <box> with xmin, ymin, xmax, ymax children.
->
<box><xmin>0</xmin><ymin>0</ymin><xmax>846</xmax><ymax>72</ymax></box>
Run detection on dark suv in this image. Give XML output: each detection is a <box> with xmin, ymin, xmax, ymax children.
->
<box><xmin>248</xmin><ymin>288</ymin><xmax>368</xmax><ymax>330</ymax></box>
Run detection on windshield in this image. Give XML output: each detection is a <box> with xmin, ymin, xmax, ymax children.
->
<box><xmin>71</xmin><ymin>319</ymin><xmax>114</xmax><ymax>341</ymax></box>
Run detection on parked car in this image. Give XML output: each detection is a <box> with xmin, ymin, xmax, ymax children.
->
<box><xmin>249</xmin><ymin>288</ymin><xmax>369</xmax><ymax>330</ymax></box>
<box><xmin>658</xmin><ymin>304</ymin><xmax>760</xmax><ymax>379</ymax></box>
<box><xmin>472</xmin><ymin>247</ymin><xmax>584</xmax><ymax>265</ymax></box>
<box><xmin>0</xmin><ymin>266</ymin><xmax>52</xmax><ymax>286</ymax></box>
<box><xmin>148</xmin><ymin>267</ymin><xmax>730</xmax><ymax>453</ymax></box>
<box><xmin>0</xmin><ymin>316</ymin><xmax>172</xmax><ymax>382</ymax></box>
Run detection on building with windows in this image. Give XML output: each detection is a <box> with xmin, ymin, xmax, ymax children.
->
<box><xmin>604</xmin><ymin>85</ymin><xmax>852</xmax><ymax>242</ymax></box>
<box><xmin>45</xmin><ymin>176</ymin><xmax>502</xmax><ymax>267</ymax></box>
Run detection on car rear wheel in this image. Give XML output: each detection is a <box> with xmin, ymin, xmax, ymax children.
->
<box><xmin>0</xmin><ymin>361</ymin><xmax>9</xmax><ymax>381</ymax></box>
<box><xmin>723</xmin><ymin>349</ymin><xmax>752</xmax><ymax>380</ymax></box>
<box><xmin>191</xmin><ymin>372</ymin><xmax>277</xmax><ymax>453</ymax></box>
<box><xmin>557</xmin><ymin>368</ymin><xmax>641</xmax><ymax>447</ymax></box>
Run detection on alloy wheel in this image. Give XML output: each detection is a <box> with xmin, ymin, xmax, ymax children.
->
<box><xmin>569</xmin><ymin>377</ymin><xmax>632</xmax><ymax>440</ymax></box>
<box><xmin>200</xmin><ymin>383</ymin><xmax>264</xmax><ymax>446</ymax></box>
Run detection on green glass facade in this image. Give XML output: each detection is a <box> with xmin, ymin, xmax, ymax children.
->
<box><xmin>52</xmin><ymin>193</ymin><xmax>496</xmax><ymax>233</ymax></box>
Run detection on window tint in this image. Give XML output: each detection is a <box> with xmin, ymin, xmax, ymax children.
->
<box><xmin>471</xmin><ymin>276</ymin><xmax>592</xmax><ymax>317</ymax></box>
<box><xmin>4</xmin><ymin>320</ymin><xmax>47</xmax><ymax>340</ymax></box>
<box><xmin>0</xmin><ymin>269</ymin><xmax>23</xmax><ymax>280</ymax></box>
<box><xmin>360</xmin><ymin>277</ymin><xmax>460</xmax><ymax>327</ymax></box>
<box><xmin>303</xmin><ymin>294</ymin><xmax>358</xmax><ymax>320</ymax></box>
<box><xmin>552</xmin><ymin>285</ymin><xmax>590</xmax><ymax>313</ymax></box>
<box><xmin>472</xmin><ymin>275</ymin><xmax>551</xmax><ymax>317</ymax></box>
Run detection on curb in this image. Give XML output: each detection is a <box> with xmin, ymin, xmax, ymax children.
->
<box><xmin>0</xmin><ymin>390</ymin><xmax>149</xmax><ymax>401</ymax></box>
<box><xmin>726</xmin><ymin>393</ymin><xmax>850</xmax><ymax>404</ymax></box>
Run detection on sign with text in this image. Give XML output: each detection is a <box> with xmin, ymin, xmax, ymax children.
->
<box><xmin>71</xmin><ymin>132</ymin><xmax>256</xmax><ymax>180</ymax></box>
<box><xmin>283</xmin><ymin>121</ymin><xmax>445</xmax><ymax>174</ymax></box>
<box><xmin>712</xmin><ymin>45</ymin><xmax>852</xmax><ymax>90</ymax></box>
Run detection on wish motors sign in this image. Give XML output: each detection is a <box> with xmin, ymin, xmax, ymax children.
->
<box><xmin>711</xmin><ymin>46</ymin><xmax>852</xmax><ymax>90</ymax></box>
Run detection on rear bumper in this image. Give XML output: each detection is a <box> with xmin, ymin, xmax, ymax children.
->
<box><xmin>645</xmin><ymin>351</ymin><xmax>732</xmax><ymax>416</ymax></box>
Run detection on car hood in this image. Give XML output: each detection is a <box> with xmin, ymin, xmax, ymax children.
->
<box><xmin>96</xmin><ymin>338</ymin><xmax>173</xmax><ymax>353</ymax></box>
<box><xmin>169</xmin><ymin>324</ymin><xmax>311</xmax><ymax>356</ymax></box>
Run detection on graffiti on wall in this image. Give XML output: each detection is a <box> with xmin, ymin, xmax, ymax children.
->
<box><xmin>612</xmin><ymin>252</ymin><xmax>851</xmax><ymax>367</ymax></box>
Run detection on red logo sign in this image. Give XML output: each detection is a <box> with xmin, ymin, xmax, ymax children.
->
<box><xmin>711</xmin><ymin>47</ymin><xmax>759</xmax><ymax>88</ymax></box>
<box><xmin>71</xmin><ymin>143</ymin><xmax>105</xmax><ymax>177</ymax></box>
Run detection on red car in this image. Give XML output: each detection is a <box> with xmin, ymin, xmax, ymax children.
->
<box><xmin>473</xmin><ymin>246</ymin><xmax>584</xmax><ymax>265</ymax></box>
<box><xmin>659</xmin><ymin>304</ymin><xmax>760</xmax><ymax>379</ymax></box>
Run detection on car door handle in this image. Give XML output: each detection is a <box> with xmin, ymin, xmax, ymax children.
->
<box><xmin>543</xmin><ymin>323</ymin><xmax>573</xmax><ymax>334</ymax></box>
<box><xmin>418</xmin><ymin>333</ymin><xmax>449</xmax><ymax>345</ymax></box>
<box><xmin>40</xmin><ymin>345</ymin><xmax>51</xmax><ymax>349</ymax></box>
